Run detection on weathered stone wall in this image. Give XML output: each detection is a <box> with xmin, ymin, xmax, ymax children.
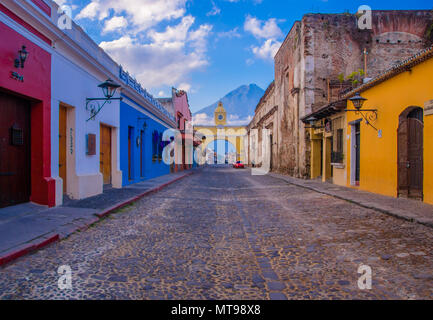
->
<box><xmin>272</xmin><ymin>10</ymin><xmax>433</xmax><ymax>178</ymax></box>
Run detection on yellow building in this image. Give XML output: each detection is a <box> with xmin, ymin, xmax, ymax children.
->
<box><xmin>194</xmin><ymin>102</ymin><xmax>247</xmax><ymax>163</ymax></box>
<box><xmin>304</xmin><ymin>46</ymin><xmax>433</xmax><ymax>204</ymax></box>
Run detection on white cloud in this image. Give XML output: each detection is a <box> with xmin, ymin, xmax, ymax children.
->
<box><xmin>76</xmin><ymin>0</ymin><xmax>187</xmax><ymax>33</ymax></box>
<box><xmin>103</xmin><ymin>16</ymin><xmax>128</xmax><ymax>33</ymax></box>
<box><xmin>192</xmin><ymin>113</ymin><xmax>214</xmax><ymax>126</ymax></box>
<box><xmin>100</xmin><ymin>16</ymin><xmax>212</xmax><ymax>89</ymax></box>
<box><xmin>177</xmin><ymin>83</ymin><xmax>192</xmax><ymax>92</ymax></box>
<box><xmin>244</xmin><ymin>16</ymin><xmax>283</xmax><ymax>39</ymax></box>
<box><xmin>207</xmin><ymin>1</ymin><xmax>221</xmax><ymax>16</ymax></box>
<box><xmin>217</xmin><ymin>28</ymin><xmax>241</xmax><ymax>40</ymax></box>
<box><xmin>252</xmin><ymin>39</ymin><xmax>281</xmax><ymax>60</ymax></box>
<box><xmin>244</xmin><ymin>15</ymin><xmax>283</xmax><ymax>61</ymax></box>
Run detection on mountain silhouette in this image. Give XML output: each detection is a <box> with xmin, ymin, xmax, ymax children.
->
<box><xmin>193</xmin><ymin>84</ymin><xmax>264</xmax><ymax>125</ymax></box>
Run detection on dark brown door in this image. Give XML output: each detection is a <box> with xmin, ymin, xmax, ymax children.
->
<box><xmin>59</xmin><ymin>106</ymin><xmax>67</xmax><ymax>193</ymax></box>
<box><xmin>398</xmin><ymin>117</ymin><xmax>423</xmax><ymax>199</ymax></box>
<box><xmin>0</xmin><ymin>92</ymin><xmax>31</xmax><ymax>208</ymax></box>
<box><xmin>140</xmin><ymin>130</ymin><xmax>144</xmax><ymax>177</ymax></box>
<box><xmin>100</xmin><ymin>124</ymin><xmax>112</xmax><ymax>185</ymax></box>
<box><xmin>355</xmin><ymin>123</ymin><xmax>361</xmax><ymax>184</ymax></box>
<box><xmin>270</xmin><ymin>134</ymin><xmax>273</xmax><ymax>170</ymax></box>
<box><xmin>128</xmin><ymin>126</ymin><xmax>133</xmax><ymax>180</ymax></box>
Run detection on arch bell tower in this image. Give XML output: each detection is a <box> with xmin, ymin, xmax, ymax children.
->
<box><xmin>214</xmin><ymin>101</ymin><xmax>227</xmax><ymax>126</ymax></box>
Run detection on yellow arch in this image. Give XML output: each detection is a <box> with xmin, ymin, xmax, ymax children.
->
<box><xmin>194</xmin><ymin>126</ymin><xmax>247</xmax><ymax>162</ymax></box>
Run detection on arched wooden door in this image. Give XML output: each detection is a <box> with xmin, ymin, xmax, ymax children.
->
<box><xmin>397</xmin><ymin>108</ymin><xmax>423</xmax><ymax>200</ymax></box>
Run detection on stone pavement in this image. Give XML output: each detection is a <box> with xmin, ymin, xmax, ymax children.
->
<box><xmin>0</xmin><ymin>166</ymin><xmax>432</xmax><ymax>300</ymax></box>
<box><xmin>269</xmin><ymin>172</ymin><xmax>433</xmax><ymax>228</ymax></box>
<box><xmin>0</xmin><ymin>170</ymin><xmax>192</xmax><ymax>265</ymax></box>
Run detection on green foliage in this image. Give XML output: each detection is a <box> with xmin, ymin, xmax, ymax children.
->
<box><xmin>343</xmin><ymin>69</ymin><xmax>365</xmax><ymax>86</ymax></box>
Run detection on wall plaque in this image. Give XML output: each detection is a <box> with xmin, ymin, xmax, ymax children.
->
<box><xmin>424</xmin><ymin>100</ymin><xmax>433</xmax><ymax>116</ymax></box>
<box><xmin>86</xmin><ymin>134</ymin><xmax>96</xmax><ymax>156</ymax></box>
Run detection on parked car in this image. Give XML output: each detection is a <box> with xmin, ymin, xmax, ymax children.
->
<box><xmin>233</xmin><ymin>161</ymin><xmax>245</xmax><ymax>169</ymax></box>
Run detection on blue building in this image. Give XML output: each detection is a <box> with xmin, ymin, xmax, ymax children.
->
<box><xmin>119</xmin><ymin>67</ymin><xmax>176</xmax><ymax>186</ymax></box>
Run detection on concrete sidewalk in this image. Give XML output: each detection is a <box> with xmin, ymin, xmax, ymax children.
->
<box><xmin>0</xmin><ymin>170</ymin><xmax>193</xmax><ymax>266</ymax></box>
<box><xmin>269</xmin><ymin>172</ymin><xmax>433</xmax><ymax>228</ymax></box>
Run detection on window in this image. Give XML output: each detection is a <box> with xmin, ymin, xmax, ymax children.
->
<box><xmin>331</xmin><ymin>118</ymin><xmax>344</xmax><ymax>164</ymax></box>
<box><xmin>158</xmin><ymin>132</ymin><xmax>163</xmax><ymax>160</ymax></box>
<box><xmin>152</xmin><ymin>130</ymin><xmax>158</xmax><ymax>160</ymax></box>
<box><xmin>337</xmin><ymin>129</ymin><xmax>343</xmax><ymax>154</ymax></box>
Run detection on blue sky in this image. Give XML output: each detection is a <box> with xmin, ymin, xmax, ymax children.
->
<box><xmin>57</xmin><ymin>0</ymin><xmax>432</xmax><ymax>113</ymax></box>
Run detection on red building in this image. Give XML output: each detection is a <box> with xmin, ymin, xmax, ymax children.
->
<box><xmin>173</xmin><ymin>88</ymin><xmax>193</xmax><ymax>171</ymax></box>
<box><xmin>0</xmin><ymin>1</ymin><xmax>54</xmax><ymax>208</ymax></box>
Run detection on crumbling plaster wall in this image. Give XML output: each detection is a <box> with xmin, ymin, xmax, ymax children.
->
<box><xmin>273</xmin><ymin>10</ymin><xmax>433</xmax><ymax>178</ymax></box>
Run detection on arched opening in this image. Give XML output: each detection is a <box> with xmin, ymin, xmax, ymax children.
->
<box><xmin>206</xmin><ymin>139</ymin><xmax>237</xmax><ymax>165</ymax></box>
<box><xmin>397</xmin><ymin>106</ymin><xmax>423</xmax><ymax>200</ymax></box>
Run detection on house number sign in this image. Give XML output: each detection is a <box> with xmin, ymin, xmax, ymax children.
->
<box><xmin>70</xmin><ymin>128</ymin><xmax>74</xmax><ymax>155</ymax></box>
<box><xmin>424</xmin><ymin>100</ymin><xmax>433</xmax><ymax>116</ymax></box>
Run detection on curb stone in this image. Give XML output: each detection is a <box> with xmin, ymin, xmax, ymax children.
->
<box><xmin>0</xmin><ymin>171</ymin><xmax>193</xmax><ymax>267</ymax></box>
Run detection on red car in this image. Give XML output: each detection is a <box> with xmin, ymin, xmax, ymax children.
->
<box><xmin>233</xmin><ymin>161</ymin><xmax>245</xmax><ymax>169</ymax></box>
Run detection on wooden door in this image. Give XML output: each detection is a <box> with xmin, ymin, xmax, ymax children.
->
<box><xmin>398</xmin><ymin>118</ymin><xmax>423</xmax><ymax>199</ymax></box>
<box><xmin>355</xmin><ymin>123</ymin><xmax>361</xmax><ymax>184</ymax></box>
<box><xmin>59</xmin><ymin>106</ymin><xmax>67</xmax><ymax>193</ymax></box>
<box><xmin>0</xmin><ymin>92</ymin><xmax>31</xmax><ymax>208</ymax></box>
<box><xmin>100</xmin><ymin>124</ymin><xmax>112</xmax><ymax>185</ymax></box>
<box><xmin>270</xmin><ymin>134</ymin><xmax>273</xmax><ymax>170</ymax></box>
<box><xmin>140</xmin><ymin>130</ymin><xmax>144</xmax><ymax>177</ymax></box>
<box><xmin>128</xmin><ymin>127</ymin><xmax>132</xmax><ymax>180</ymax></box>
<box><xmin>397</xmin><ymin>120</ymin><xmax>409</xmax><ymax>197</ymax></box>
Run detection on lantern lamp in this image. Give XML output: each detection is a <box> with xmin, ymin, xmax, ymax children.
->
<box><xmin>98</xmin><ymin>78</ymin><xmax>121</xmax><ymax>99</ymax></box>
<box><xmin>349</xmin><ymin>92</ymin><xmax>368</xmax><ymax>110</ymax></box>
<box><xmin>14</xmin><ymin>45</ymin><xmax>28</xmax><ymax>68</ymax></box>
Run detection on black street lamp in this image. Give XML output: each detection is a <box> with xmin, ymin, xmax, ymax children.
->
<box><xmin>14</xmin><ymin>45</ymin><xmax>28</xmax><ymax>68</ymax></box>
<box><xmin>349</xmin><ymin>92</ymin><xmax>368</xmax><ymax>110</ymax></box>
<box><xmin>86</xmin><ymin>78</ymin><xmax>123</xmax><ymax>121</ymax></box>
<box><xmin>98</xmin><ymin>78</ymin><xmax>121</xmax><ymax>99</ymax></box>
<box><xmin>345</xmin><ymin>92</ymin><xmax>378</xmax><ymax>131</ymax></box>
<box><xmin>304</xmin><ymin>116</ymin><xmax>324</xmax><ymax>129</ymax></box>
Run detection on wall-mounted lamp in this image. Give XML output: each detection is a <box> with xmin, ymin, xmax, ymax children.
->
<box><xmin>345</xmin><ymin>93</ymin><xmax>378</xmax><ymax>131</ymax></box>
<box><xmin>86</xmin><ymin>79</ymin><xmax>122</xmax><ymax>121</ymax></box>
<box><xmin>14</xmin><ymin>45</ymin><xmax>28</xmax><ymax>68</ymax></box>
<box><xmin>137</xmin><ymin>116</ymin><xmax>150</xmax><ymax>130</ymax></box>
<box><xmin>304</xmin><ymin>116</ymin><xmax>325</xmax><ymax>130</ymax></box>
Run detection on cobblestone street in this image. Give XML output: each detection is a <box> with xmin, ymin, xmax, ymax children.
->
<box><xmin>1</xmin><ymin>166</ymin><xmax>432</xmax><ymax>300</ymax></box>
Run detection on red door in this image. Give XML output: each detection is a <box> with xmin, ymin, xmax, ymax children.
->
<box><xmin>0</xmin><ymin>92</ymin><xmax>31</xmax><ymax>208</ymax></box>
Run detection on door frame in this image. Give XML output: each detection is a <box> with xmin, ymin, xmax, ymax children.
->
<box><xmin>397</xmin><ymin>107</ymin><xmax>424</xmax><ymax>200</ymax></box>
<box><xmin>59</xmin><ymin>104</ymin><xmax>68</xmax><ymax>194</ymax></box>
<box><xmin>100</xmin><ymin>124</ymin><xmax>112</xmax><ymax>185</ymax></box>
<box><xmin>349</xmin><ymin>119</ymin><xmax>362</xmax><ymax>186</ymax></box>
<box><xmin>0</xmin><ymin>92</ymin><xmax>31</xmax><ymax>208</ymax></box>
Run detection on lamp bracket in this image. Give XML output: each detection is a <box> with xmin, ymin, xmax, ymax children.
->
<box><xmin>86</xmin><ymin>97</ymin><xmax>122</xmax><ymax>121</ymax></box>
<box><xmin>345</xmin><ymin>108</ymin><xmax>378</xmax><ymax>131</ymax></box>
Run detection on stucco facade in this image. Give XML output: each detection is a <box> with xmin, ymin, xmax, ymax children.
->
<box><xmin>270</xmin><ymin>10</ymin><xmax>433</xmax><ymax>179</ymax></box>
<box><xmin>304</xmin><ymin>46</ymin><xmax>433</xmax><ymax>205</ymax></box>
<box><xmin>0</xmin><ymin>1</ymin><xmax>55</xmax><ymax>208</ymax></box>
<box><xmin>246</xmin><ymin>81</ymin><xmax>278</xmax><ymax>169</ymax></box>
